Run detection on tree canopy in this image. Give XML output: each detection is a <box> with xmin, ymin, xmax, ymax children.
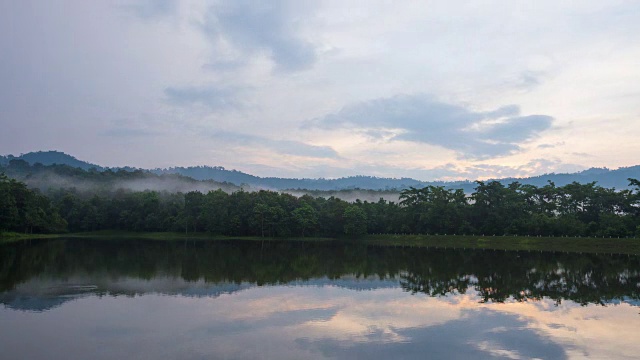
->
<box><xmin>2</xmin><ymin>168</ymin><xmax>640</xmax><ymax>238</ymax></box>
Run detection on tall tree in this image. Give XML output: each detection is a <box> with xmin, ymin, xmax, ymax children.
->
<box><xmin>343</xmin><ymin>205</ymin><xmax>368</xmax><ymax>237</ymax></box>
<box><xmin>292</xmin><ymin>203</ymin><xmax>318</xmax><ymax>237</ymax></box>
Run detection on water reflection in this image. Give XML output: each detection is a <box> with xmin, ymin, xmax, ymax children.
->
<box><xmin>1</xmin><ymin>239</ymin><xmax>639</xmax><ymax>359</ymax></box>
<box><xmin>2</xmin><ymin>239</ymin><xmax>639</xmax><ymax>309</ymax></box>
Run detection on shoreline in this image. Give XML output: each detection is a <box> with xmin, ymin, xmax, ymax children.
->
<box><xmin>362</xmin><ymin>234</ymin><xmax>640</xmax><ymax>255</ymax></box>
<box><xmin>2</xmin><ymin>231</ymin><xmax>639</xmax><ymax>255</ymax></box>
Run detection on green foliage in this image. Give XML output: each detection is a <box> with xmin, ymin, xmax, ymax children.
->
<box><xmin>343</xmin><ymin>205</ymin><xmax>367</xmax><ymax>237</ymax></box>
<box><xmin>292</xmin><ymin>203</ymin><xmax>318</xmax><ymax>237</ymax></box>
<box><xmin>0</xmin><ymin>173</ymin><xmax>66</xmax><ymax>233</ymax></box>
<box><xmin>400</xmin><ymin>185</ymin><xmax>469</xmax><ymax>234</ymax></box>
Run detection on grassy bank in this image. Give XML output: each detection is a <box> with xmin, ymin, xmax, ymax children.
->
<box><xmin>361</xmin><ymin>234</ymin><xmax>640</xmax><ymax>255</ymax></box>
<box><xmin>3</xmin><ymin>231</ymin><xmax>639</xmax><ymax>255</ymax></box>
<box><xmin>0</xmin><ymin>232</ymin><xmax>64</xmax><ymax>243</ymax></box>
<box><xmin>63</xmin><ymin>230</ymin><xmax>335</xmax><ymax>242</ymax></box>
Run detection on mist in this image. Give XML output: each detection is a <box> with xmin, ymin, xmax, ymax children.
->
<box><xmin>284</xmin><ymin>189</ymin><xmax>401</xmax><ymax>203</ymax></box>
<box><xmin>10</xmin><ymin>166</ymin><xmax>400</xmax><ymax>203</ymax></box>
<box><xmin>16</xmin><ymin>171</ymin><xmax>239</xmax><ymax>197</ymax></box>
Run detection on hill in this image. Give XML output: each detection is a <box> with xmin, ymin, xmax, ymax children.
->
<box><xmin>0</xmin><ymin>160</ymin><xmax>239</xmax><ymax>195</ymax></box>
<box><xmin>0</xmin><ymin>150</ymin><xmax>103</xmax><ymax>170</ymax></box>
<box><xmin>152</xmin><ymin>166</ymin><xmax>443</xmax><ymax>191</ymax></box>
<box><xmin>2</xmin><ymin>150</ymin><xmax>640</xmax><ymax>191</ymax></box>
<box><xmin>153</xmin><ymin>165</ymin><xmax>640</xmax><ymax>191</ymax></box>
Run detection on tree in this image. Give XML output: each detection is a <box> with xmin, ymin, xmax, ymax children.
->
<box><xmin>317</xmin><ymin>197</ymin><xmax>348</xmax><ymax>236</ymax></box>
<box><xmin>202</xmin><ymin>189</ymin><xmax>230</xmax><ymax>234</ymax></box>
<box><xmin>343</xmin><ymin>205</ymin><xmax>367</xmax><ymax>237</ymax></box>
<box><xmin>183</xmin><ymin>191</ymin><xmax>204</xmax><ymax>233</ymax></box>
<box><xmin>253</xmin><ymin>203</ymin><xmax>270</xmax><ymax>237</ymax></box>
<box><xmin>0</xmin><ymin>173</ymin><xmax>67</xmax><ymax>233</ymax></box>
<box><xmin>292</xmin><ymin>203</ymin><xmax>317</xmax><ymax>237</ymax></box>
<box><xmin>0</xmin><ymin>173</ymin><xmax>19</xmax><ymax>231</ymax></box>
<box><xmin>471</xmin><ymin>181</ymin><xmax>527</xmax><ymax>235</ymax></box>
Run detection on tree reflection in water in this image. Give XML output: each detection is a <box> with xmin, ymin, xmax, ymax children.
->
<box><xmin>1</xmin><ymin>238</ymin><xmax>639</xmax><ymax>307</ymax></box>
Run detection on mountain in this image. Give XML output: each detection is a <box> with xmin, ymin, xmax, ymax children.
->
<box><xmin>3</xmin><ymin>150</ymin><xmax>640</xmax><ymax>191</ymax></box>
<box><xmin>154</xmin><ymin>165</ymin><xmax>640</xmax><ymax>191</ymax></box>
<box><xmin>0</xmin><ymin>150</ymin><xmax>103</xmax><ymax>171</ymax></box>
<box><xmin>0</xmin><ymin>158</ymin><xmax>240</xmax><ymax>195</ymax></box>
<box><xmin>494</xmin><ymin>166</ymin><xmax>640</xmax><ymax>190</ymax></box>
<box><xmin>152</xmin><ymin>166</ymin><xmax>443</xmax><ymax>191</ymax></box>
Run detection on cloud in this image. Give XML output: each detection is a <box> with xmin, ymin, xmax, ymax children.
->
<box><xmin>296</xmin><ymin>309</ymin><xmax>566</xmax><ymax>360</ymax></box>
<box><xmin>307</xmin><ymin>95</ymin><xmax>554</xmax><ymax>159</ymax></box>
<box><xmin>101</xmin><ymin>128</ymin><xmax>159</xmax><ymax>138</ymax></box>
<box><xmin>200</xmin><ymin>0</ymin><xmax>317</xmax><ymax>73</ymax></box>
<box><xmin>412</xmin><ymin>159</ymin><xmax>586</xmax><ymax>181</ymax></box>
<box><xmin>509</xmin><ymin>71</ymin><xmax>543</xmax><ymax>91</ymax></box>
<box><xmin>122</xmin><ymin>0</ymin><xmax>178</xmax><ymax>19</ymax></box>
<box><xmin>164</xmin><ymin>85</ymin><xmax>242</xmax><ymax>110</ymax></box>
<box><xmin>537</xmin><ymin>142</ymin><xmax>565</xmax><ymax>149</ymax></box>
<box><xmin>212</xmin><ymin>131</ymin><xmax>339</xmax><ymax>159</ymax></box>
<box><xmin>100</xmin><ymin>118</ymin><xmax>163</xmax><ymax>138</ymax></box>
<box><xmin>479</xmin><ymin>115</ymin><xmax>553</xmax><ymax>143</ymax></box>
<box><xmin>570</xmin><ymin>152</ymin><xmax>595</xmax><ymax>158</ymax></box>
<box><xmin>196</xmin><ymin>307</ymin><xmax>339</xmax><ymax>336</ymax></box>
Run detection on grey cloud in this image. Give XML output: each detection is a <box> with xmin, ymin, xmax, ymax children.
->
<box><xmin>122</xmin><ymin>0</ymin><xmax>177</xmax><ymax>19</ymax></box>
<box><xmin>538</xmin><ymin>144</ymin><xmax>555</xmax><ymax>149</ymax></box>
<box><xmin>213</xmin><ymin>131</ymin><xmax>339</xmax><ymax>159</ymax></box>
<box><xmin>571</xmin><ymin>152</ymin><xmax>595</xmax><ymax>158</ymax></box>
<box><xmin>482</xmin><ymin>104</ymin><xmax>520</xmax><ymax>118</ymax></box>
<box><xmin>479</xmin><ymin>115</ymin><xmax>554</xmax><ymax>143</ymax></box>
<box><xmin>201</xmin><ymin>0</ymin><xmax>316</xmax><ymax>73</ymax></box>
<box><xmin>308</xmin><ymin>95</ymin><xmax>554</xmax><ymax>159</ymax></box>
<box><xmin>361</xmin><ymin>129</ymin><xmax>398</xmax><ymax>140</ymax></box>
<box><xmin>202</xmin><ymin>59</ymin><xmax>247</xmax><ymax>72</ymax></box>
<box><xmin>516</xmin><ymin>71</ymin><xmax>541</xmax><ymax>90</ymax></box>
<box><xmin>164</xmin><ymin>85</ymin><xmax>241</xmax><ymax>110</ymax></box>
<box><xmin>537</xmin><ymin>141</ymin><xmax>565</xmax><ymax>149</ymax></box>
<box><xmin>100</xmin><ymin>118</ymin><xmax>163</xmax><ymax>138</ymax></box>
<box><xmin>101</xmin><ymin>128</ymin><xmax>159</xmax><ymax>138</ymax></box>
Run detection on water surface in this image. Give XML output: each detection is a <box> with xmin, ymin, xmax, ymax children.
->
<box><xmin>1</xmin><ymin>239</ymin><xmax>639</xmax><ymax>359</ymax></box>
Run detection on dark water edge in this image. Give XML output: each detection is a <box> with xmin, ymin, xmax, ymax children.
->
<box><xmin>3</xmin><ymin>231</ymin><xmax>640</xmax><ymax>255</ymax></box>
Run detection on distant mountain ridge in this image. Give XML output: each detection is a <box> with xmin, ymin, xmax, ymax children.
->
<box><xmin>2</xmin><ymin>150</ymin><xmax>640</xmax><ymax>191</ymax></box>
<box><xmin>0</xmin><ymin>150</ymin><xmax>104</xmax><ymax>171</ymax></box>
<box><xmin>152</xmin><ymin>166</ymin><xmax>443</xmax><ymax>191</ymax></box>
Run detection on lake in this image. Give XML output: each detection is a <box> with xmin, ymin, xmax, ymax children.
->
<box><xmin>1</xmin><ymin>238</ymin><xmax>639</xmax><ymax>359</ymax></box>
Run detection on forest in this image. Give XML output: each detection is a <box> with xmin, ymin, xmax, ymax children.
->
<box><xmin>1</xmin><ymin>163</ymin><xmax>640</xmax><ymax>238</ymax></box>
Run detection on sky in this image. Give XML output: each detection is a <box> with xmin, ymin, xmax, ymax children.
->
<box><xmin>1</xmin><ymin>0</ymin><xmax>639</xmax><ymax>180</ymax></box>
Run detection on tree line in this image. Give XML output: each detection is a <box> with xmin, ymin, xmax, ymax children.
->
<box><xmin>0</xmin><ymin>173</ymin><xmax>67</xmax><ymax>233</ymax></box>
<box><xmin>1</xmin><ymin>170</ymin><xmax>640</xmax><ymax>238</ymax></box>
